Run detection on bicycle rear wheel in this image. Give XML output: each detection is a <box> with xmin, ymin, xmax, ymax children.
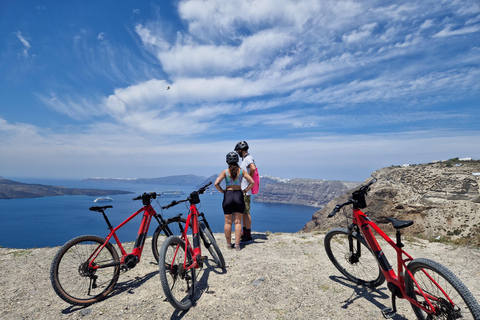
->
<box><xmin>406</xmin><ymin>258</ymin><xmax>480</xmax><ymax>320</ymax></box>
<box><xmin>158</xmin><ymin>236</ymin><xmax>196</xmax><ymax>311</ymax></box>
<box><xmin>50</xmin><ymin>235</ymin><xmax>120</xmax><ymax>305</ymax></box>
<box><xmin>324</xmin><ymin>228</ymin><xmax>385</xmax><ymax>288</ymax></box>
<box><xmin>152</xmin><ymin>217</ymin><xmax>186</xmax><ymax>262</ymax></box>
<box><xmin>199</xmin><ymin>222</ymin><xmax>225</xmax><ymax>269</ymax></box>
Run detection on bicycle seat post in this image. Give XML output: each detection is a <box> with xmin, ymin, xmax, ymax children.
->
<box><xmin>101</xmin><ymin>211</ymin><xmax>114</xmax><ymax>231</ymax></box>
<box><xmin>396</xmin><ymin>229</ymin><xmax>404</xmax><ymax>248</ymax></box>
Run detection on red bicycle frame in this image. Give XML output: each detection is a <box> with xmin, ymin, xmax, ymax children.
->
<box><xmin>180</xmin><ymin>202</ymin><xmax>203</xmax><ymax>270</ymax></box>
<box><xmin>352</xmin><ymin>208</ymin><xmax>453</xmax><ymax>314</ymax></box>
<box><xmin>88</xmin><ymin>196</ymin><xmax>159</xmax><ymax>270</ymax></box>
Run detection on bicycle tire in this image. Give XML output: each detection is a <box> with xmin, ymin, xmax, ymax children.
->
<box><xmin>199</xmin><ymin>222</ymin><xmax>225</xmax><ymax>269</ymax></box>
<box><xmin>158</xmin><ymin>236</ymin><xmax>196</xmax><ymax>311</ymax></box>
<box><xmin>152</xmin><ymin>217</ymin><xmax>186</xmax><ymax>262</ymax></box>
<box><xmin>406</xmin><ymin>258</ymin><xmax>480</xmax><ymax>320</ymax></box>
<box><xmin>50</xmin><ymin>235</ymin><xmax>120</xmax><ymax>306</ymax></box>
<box><xmin>324</xmin><ymin>227</ymin><xmax>385</xmax><ymax>288</ymax></box>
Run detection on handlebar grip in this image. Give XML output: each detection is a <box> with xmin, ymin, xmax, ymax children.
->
<box><xmin>327</xmin><ymin>205</ymin><xmax>342</xmax><ymax>218</ymax></box>
<box><xmin>198</xmin><ymin>181</ymin><xmax>212</xmax><ymax>194</ymax></box>
<box><xmin>328</xmin><ymin>208</ymin><xmax>338</xmax><ymax>218</ymax></box>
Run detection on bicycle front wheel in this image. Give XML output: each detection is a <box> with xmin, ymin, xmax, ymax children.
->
<box><xmin>158</xmin><ymin>236</ymin><xmax>196</xmax><ymax>311</ymax></box>
<box><xmin>152</xmin><ymin>217</ymin><xmax>186</xmax><ymax>262</ymax></box>
<box><xmin>50</xmin><ymin>235</ymin><xmax>120</xmax><ymax>305</ymax></box>
<box><xmin>199</xmin><ymin>222</ymin><xmax>225</xmax><ymax>269</ymax></box>
<box><xmin>324</xmin><ymin>228</ymin><xmax>385</xmax><ymax>288</ymax></box>
<box><xmin>406</xmin><ymin>258</ymin><xmax>480</xmax><ymax>320</ymax></box>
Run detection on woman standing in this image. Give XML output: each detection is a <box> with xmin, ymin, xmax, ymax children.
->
<box><xmin>215</xmin><ymin>152</ymin><xmax>254</xmax><ymax>251</ymax></box>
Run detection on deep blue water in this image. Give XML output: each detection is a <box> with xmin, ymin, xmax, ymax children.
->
<box><xmin>0</xmin><ymin>179</ymin><xmax>318</xmax><ymax>249</ymax></box>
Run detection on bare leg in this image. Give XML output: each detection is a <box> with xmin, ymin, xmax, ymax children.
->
<box><xmin>243</xmin><ymin>213</ymin><xmax>252</xmax><ymax>229</ymax></box>
<box><xmin>243</xmin><ymin>194</ymin><xmax>252</xmax><ymax>229</ymax></box>
<box><xmin>224</xmin><ymin>214</ymin><xmax>233</xmax><ymax>245</ymax></box>
<box><xmin>234</xmin><ymin>212</ymin><xmax>242</xmax><ymax>246</ymax></box>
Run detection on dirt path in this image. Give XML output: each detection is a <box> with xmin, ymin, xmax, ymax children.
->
<box><xmin>1</xmin><ymin>232</ymin><xmax>479</xmax><ymax>320</ymax></box>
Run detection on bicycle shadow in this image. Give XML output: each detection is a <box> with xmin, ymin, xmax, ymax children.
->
<box><xmin>329</xmin><ymin>275</ymin><xmax>408</xmax><ymax>320</ymax></box>
<box><xmin>60</xmin><ymin>268</ymin><xmax>159</xmax><ymax>315</ymax></box>
<box><xmin>169</xmin><ymin>259</ymin><xmax>227</xmax><ymax>320</ymax></box>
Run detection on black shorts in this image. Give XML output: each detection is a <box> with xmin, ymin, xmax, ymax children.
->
<box><xmin>222</xmin><ymin>190</ymin><xmax>245</xmax><ymax>215</ymax></box>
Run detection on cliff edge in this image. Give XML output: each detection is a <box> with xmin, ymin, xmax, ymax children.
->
<box><xmin>303</xmin><ymin>159</ymin><xmax>480</xmax><ymax>246</ymax></box>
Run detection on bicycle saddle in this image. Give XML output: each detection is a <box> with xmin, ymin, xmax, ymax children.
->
<box><xmin>89</xmin><ymin>205</ymin><xmax>113</xmax><ymax>212</ymax></box>
<box><xmin>385</xmin><ymin>217</ymin><xmax>413</xmax><ymax>229</ymax></box>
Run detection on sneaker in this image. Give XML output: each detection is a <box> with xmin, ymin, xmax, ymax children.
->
<box><xmin>240</xmin><ymin>236</ymin><xmax>253</xmax><ymax>244</ymax></box>
<box><xmin>234</xmin><ymin>243</ymin><xmax>241</xmax><ymax>251</ymax></box>
<box><xmin>226</xmin><ymin>244</ymin><xmax>233</xmax><ymax>250</ymax></box>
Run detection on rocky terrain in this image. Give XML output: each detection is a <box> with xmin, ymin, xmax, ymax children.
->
<box><xmin>254</xmin><ymin>178</ymin><xmax>359</xmax><ymax>207</ymax></box>
<box><xmin>0</xmin><ymin>178</ymin><xmax>133</xmax><ymax>200</ymax></box>
<box><xmin>1</xmin><ymin>232</ymin><xmax>479</xmax><ymax>320</ymax></box>
<box><xmin>303</xmin><ymin>159</ymin><xmax>480</xmax><ymax>246</ymax></box>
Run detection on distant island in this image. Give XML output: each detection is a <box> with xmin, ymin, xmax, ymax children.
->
<box><xmin>83</xmin><ymin>174</ymin><xmax>207</xmax><ymax>185</ymax></box>
<box><xmin>0</xmin><ymin>178</ymin><xmax>133</xmax><ymax>200</ymax></box>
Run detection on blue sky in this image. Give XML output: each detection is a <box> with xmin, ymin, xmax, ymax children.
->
<box><xmin>1</xmin><ymin>0</ymin><xmax>479</xmax><ymax>182</ymax></box>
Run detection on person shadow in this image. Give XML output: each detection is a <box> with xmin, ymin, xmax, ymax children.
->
<box><xmin>329</xmin><ymin>275</ymin><xmax>408</xmax><ymax>320</ymax></box>
<box><xmin>239</xmin><ymin>232</ymin><xmax>268</xmax><ymax>248</ymax></box>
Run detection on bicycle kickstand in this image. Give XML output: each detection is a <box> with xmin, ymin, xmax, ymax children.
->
<box><xmin>381</xmin><ymin>294</ymin><xmax>397</xmax><ymax>319</ymax></box>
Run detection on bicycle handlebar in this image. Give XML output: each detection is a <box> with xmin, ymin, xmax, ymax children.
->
<box><xmin>132</xmin><ymin>192</ymin><xmax>158</xmax><ymax>201</ymax></box>
<box><xmin>327</xmin><ymin>178</ymin><xmax>377</xmax><ymax>218</ymax></box>
<box><xmin>161</xmin><ymin>181</ymin><xmax>213</xmax><ymax>210</ymax></box>
<box><xmin>162</xmin><ymin>199</ymin><xmax>188</xmax><ymax>209</ymax></box>
<box><xmin>197</xmin><ymin>181</ymin><xmax>212</xmax><ymax>194</ymax></box>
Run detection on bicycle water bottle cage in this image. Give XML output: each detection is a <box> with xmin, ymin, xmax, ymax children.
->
<box><xmin>189</xmin><ymin>191</ymin><xmax>200</xmax><ymax>204</ymax></box>
<box><xmin>352</xmin><ymin>190</ymin><xmax>367</xmax><ymax>209</ymax></box>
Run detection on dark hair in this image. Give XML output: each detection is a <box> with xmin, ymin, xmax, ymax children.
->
<box><xmin>228</xmin><ymin>163</ymin><xmax>240</xmax><ymax>181</ymax></box>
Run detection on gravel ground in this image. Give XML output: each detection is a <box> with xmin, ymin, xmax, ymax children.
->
<box><xmin>1</xmin><ymin>231</ymin><xmax>479</xmax><ymax>320</ymax></box>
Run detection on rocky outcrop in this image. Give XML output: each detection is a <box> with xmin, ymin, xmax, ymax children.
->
<box><xmin>254</xmin><ymin>178</ymin><xmax>360</xmax><ymax>208</ymax></box>
<box><xmin>303</xmin><ymin>159</ymin><xmax>480</xmax><ymax>245</ymax></box>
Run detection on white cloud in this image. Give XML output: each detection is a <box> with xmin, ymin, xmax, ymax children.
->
<box><xmin>14</xmin><ymin>31</ymin><xmax>31</xmax><ymax>57</ymax></box>
<box><xmin>2</xmin><ymin>116</ymin><xmax>479</xmax><ymax>180</ymax></box>
<box><xmin>342</xmin><ymin>22</ymin><xmax>378</xmax><ymax>43</ymax></box>
<box><xmin>434</xmin><ymin>24</ymin><xmax>480</xmax><ymax>37</ymax></box>
<box><xmin>5</xmin><ymin>0</ymin><xmax>479</xmax><ymax>180</ymax></box>
<box><xmin>420</xmin><ymin>19</ymin><xmax>434</xmax><ymax>30</ymax></box>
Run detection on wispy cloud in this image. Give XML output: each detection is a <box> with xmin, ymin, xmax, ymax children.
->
<box><xmin>14</xmin><ymin>31</ymin><xmax>31</xmax><ymax>57</ymax></box>
<box><xmin>434</xmin><ymin>24</ymin><xmax>480</xmax><ymax>37</ymax></box>
<box><xmin>2</xmin><ymin>116</ymin><xmax>479</xmax><ymax>180</ymax></box>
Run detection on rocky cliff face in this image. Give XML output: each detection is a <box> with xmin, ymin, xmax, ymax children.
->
<box><xmin>303</xmin><ymin>159</ymin><xmax>480</xmax><ymax>246</ymax></box>
<box><xmin>254</xmin><ymin>178</ymin><xmax>360</xmax><ymax>208</ymax></box>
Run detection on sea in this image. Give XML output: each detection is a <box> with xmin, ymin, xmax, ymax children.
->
<box><xmin>0</xmin><ymin>178</ymin><xmax>318</xmax><ymax>249</ymax></box>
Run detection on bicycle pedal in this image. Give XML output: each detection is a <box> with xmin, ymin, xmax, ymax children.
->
<box><xmin>197</xmin><ymin>255</ymin><xmax>208</xmax><ymax>262</ymax></box>
<box><xmin>381</xmin><ymin>308</ymin><xmax>396</xmax><ymax>319</ymax></box>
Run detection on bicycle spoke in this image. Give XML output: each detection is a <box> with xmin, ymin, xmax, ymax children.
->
<box><xmin>406</xmin><ymin>258</ymin><xmax>480</xmax><ymax>320</ymax></box>
<box><xmin>50</xmin><ymin>235</ymin><xmax>120</xmax><ymax>305</ymax></box>
<box><xmin>159</xmin><ymin>236</ymin><xmax>195</xmax><ymax>310</ymax></box>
